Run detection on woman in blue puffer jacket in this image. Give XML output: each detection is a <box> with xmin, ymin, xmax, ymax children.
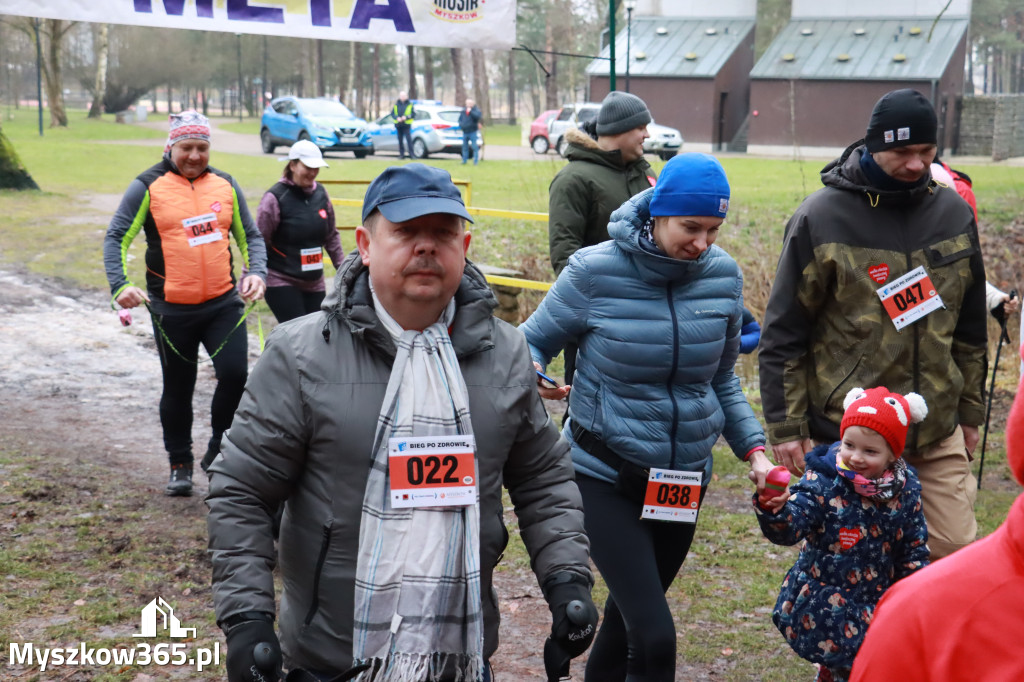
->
<box><xmin>521</xmin><ymin>153</ymin><xmax>773</xmax><ymax>682</ymax></box>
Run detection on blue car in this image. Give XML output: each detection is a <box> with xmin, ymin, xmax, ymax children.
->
<box><xmin>364</xmin><ymin>103</ymin><xmax>482</xmax><ymax>159</ymax></box>
<box><xmin>260</xmin><ymin>96</ymin><xmax>373</xmax><ymax>158</ymax></box>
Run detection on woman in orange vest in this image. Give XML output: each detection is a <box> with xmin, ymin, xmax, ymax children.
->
<box><xmin>103</xmin><ymin>111</ymin><xmax>267</xmax><ymax>497</ymax></box>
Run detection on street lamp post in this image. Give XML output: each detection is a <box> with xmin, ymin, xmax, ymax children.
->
<box><xmin>608</xmin><ymin>0</ymin><xmax>616</xmax><ymax>92</ymax></box>
<box><xmin>625</xmin><ymin>1</ymin><xmax>636</xmax><ymax>93</ymax></box>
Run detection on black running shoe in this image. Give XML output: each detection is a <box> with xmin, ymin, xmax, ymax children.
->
<box><xmin>165</xmin><ymin>464</ymin><xmax>193</xmax><ymax>497</ymax></box>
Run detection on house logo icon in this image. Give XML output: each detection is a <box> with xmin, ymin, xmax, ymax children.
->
<box><xmin>133</xmin><ymin>597</ymin><xmax>197</xmax><ymax>638</ymax></box>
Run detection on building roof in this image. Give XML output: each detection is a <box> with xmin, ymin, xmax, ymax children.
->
<box><xmin>750</xmin><ymin>18</ymin><xmax>968</xmax><ymax>81</ymax></box>
<box><xmin>586</xmin><ymin>16</ymin><xmax>755</xmax><ymax>79</ymax></box>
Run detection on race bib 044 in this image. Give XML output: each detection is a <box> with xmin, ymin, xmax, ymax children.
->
<box><xmin>181</xmin><ymin>213</ymin><xmax>222</xmax><ymax>247</ymax></box>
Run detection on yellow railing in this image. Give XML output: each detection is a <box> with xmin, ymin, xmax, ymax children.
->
<box><xmin>323</xmin><ymin>179</ymin><xmax>552</xmax><ymax>292</ymax></box>
<box><xmin>321</xmin><ymin>178</ymin><xmax>473</xmax><ymax>206</ymax></box>
<box><xmin>483</xmin><ymin>274</ymin><xmax>552</xmax><ymax>292</ymax></box>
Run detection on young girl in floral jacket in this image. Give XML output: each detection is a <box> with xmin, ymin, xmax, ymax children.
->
<box><xmin>754</xmin><ymin>387</ymin><xmax>931</xmax><ymax>681</ymax></box>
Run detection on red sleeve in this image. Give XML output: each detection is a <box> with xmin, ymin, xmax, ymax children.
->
<box><xmin>849</xmin><ymin>583</ymin><xmax>927</xmax><ymax>680</ymax></box>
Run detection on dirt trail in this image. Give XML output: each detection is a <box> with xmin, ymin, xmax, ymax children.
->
<box><xmin>0</xmin><ymin>268</ymin><xmax>585</xmax><ymax>680</ymax></box>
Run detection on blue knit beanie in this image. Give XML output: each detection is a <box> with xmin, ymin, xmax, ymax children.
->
<box><xmin>649</xmin><ymin>153</ymin><xmax>730</xmax><ymax>218</ymax></box>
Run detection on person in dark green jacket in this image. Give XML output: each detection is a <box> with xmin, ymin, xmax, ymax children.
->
<box><xmin>548</xmin><ymin>91</ymin><xmax>657</xmax><ymax>387</ymax></box>
<box><xmin>548</xmin><ymin>91</ymin><xmax>657</xmax><ymax>275</ymax></box>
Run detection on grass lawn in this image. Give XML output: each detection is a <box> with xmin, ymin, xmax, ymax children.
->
<box><xmin>2</xmin><ymin>107</ymin><xmax>1022</xmax><ymax>681</ymax></box>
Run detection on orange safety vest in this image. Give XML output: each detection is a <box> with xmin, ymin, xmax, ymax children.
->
<box><xmin>146</xmin><ymin>170</ymin><xmax>237</xmax><ymax>305</ymax></box>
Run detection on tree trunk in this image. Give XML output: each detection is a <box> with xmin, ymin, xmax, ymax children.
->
<box><xmin>337</xmin><ymin>42</ymin><xmax>351</xmax><ymax>105</ymax></box>
<box><xmin>88</xmin><ymin>24</ymin><xmax>109</xmax><ymax>118</ymax></box>
<box><xmin>407</xmin><ymin>45</ymin><xmax>418</xmax><ymax>99</ymax></box>
<box><xmin>353</xmin><ymin>43</ymin><xmax>364</xmax><ymax>118</ymax></box>
<box><xmin>451</xmin><ymin>48</ymin><xmax>467</xmax><ymax>106</ymax></box>
<box><xmin>315</xmin><ymin>40</ymin><xmax>325</xmax><ymax>97</ymax></box>
<box><xmin>506</xmin><ymin>50</ymin><xmax>516</xmax><ymax>124</ymax></box>
<box><xmin>423</xmin><ymin>47</ymin><xmax>435</xmax><ymax>100</ymax></box>
<box><xmin>372</xmin><ymin>44</ymin><xmax>381</xmax><ymax>119</ymax></box>
<box><xmin>0</xmin><ymin>125</ymin><xmax>39</xmax><ymax>190</ymax></box>
<box><xmin>471</xmin><ymin>49</ymin><xmax>490</xmax><ymax>123</ymax></box>
<box><xmin>201</xmin><ymin>86</ymin><xmax>208</xmax><ymax>116</ymax></box>
<box><xmin>544</xmin><ymin>13</ymin><xmax>559</xmax><ymax>109</ymax></box>
<box><xmin>38</xmin><ymin>19</ymin><xmax>68</xmax><ymax>127</ymax></box>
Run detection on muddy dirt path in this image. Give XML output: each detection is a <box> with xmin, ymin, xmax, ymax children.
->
<box><xmin>0</xmin><ymin>268</ymin><xmax>584</xmax><ymax>680</ymax></box>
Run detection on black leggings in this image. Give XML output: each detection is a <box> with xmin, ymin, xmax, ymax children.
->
<box><xmin>265</xmin><ymin>285</ymin><xmax>326</xmax><ymax>324</ymax></box>
<box><xmin>576</xmin><ymin>474</ymin><xmax>699</xmax><ymax>682</ymax></box>
<box><xmin>151</xmin><ymin>300</ymin><xmax>248</xmax><ymax>465</ymax></box>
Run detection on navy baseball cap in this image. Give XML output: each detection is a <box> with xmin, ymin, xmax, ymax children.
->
<box><xmin>361</xmin><ymin>163</ymin><xmax>473</xmax><ymax>224</ymax></box>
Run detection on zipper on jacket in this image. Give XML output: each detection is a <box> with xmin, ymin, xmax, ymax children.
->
<box><xmin>191</xmin><ymin>181</ymin><xmax>209</xmax><ymax>303</ymax></box>
<box><xmin>908</xmin><ymin>249</ymin><xmax>921</xmax><ymax>451</ymax></box>
<box><xmin>666</xmin><ymin>282</ymin><xmax>680</xmax><ymax>469</ymax></box>
<box><xmin>899</xmin><ymin>204</ymin><xmax>921</xmax><ymax>451</ymax></box>
<box><xmin>303</xmin><ymin>521</ymin><xmax>333</xmax><ymax>626</ymax></box>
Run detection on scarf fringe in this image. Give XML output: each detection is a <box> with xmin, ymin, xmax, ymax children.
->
<box><xmin>355</xmin><ymin>652</ymin><xmax>485</xmax><ymax>682</ymax></box>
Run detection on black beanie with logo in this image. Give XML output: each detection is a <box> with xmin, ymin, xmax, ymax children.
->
<box><xmin>864</xmin><ymin>89</ymin><xmax>938</xmax><ymax>153</ymax></box>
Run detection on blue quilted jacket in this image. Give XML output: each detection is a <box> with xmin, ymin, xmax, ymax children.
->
<box><xmin>520</xmin><ymin>188</ymin><xmax>765</xmax><ymax>483</ymax></box>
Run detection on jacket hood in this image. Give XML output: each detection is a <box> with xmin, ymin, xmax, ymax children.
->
<box><xmin>321</xmin><ymin>250</ymin><xmax>498</xmax><ymax>359</ymax></box>
<box><xmin>606</xmin><ymin>187</ymin><xmax>717</xmax><ymax>285</ymax></box>
<box><xmin>564</xmin><ymin>127</ymin><xmax>641</xmax><ymax>170</ymax></box>
<box><xmin>805</xmin><ymin>442</ymin><xmax>840</xmax><ymax>476</ymax></box>
<box><xmin>820</xmin><ymin>141</ymin><xmax>937</xmax><ymax>206</ymax></box>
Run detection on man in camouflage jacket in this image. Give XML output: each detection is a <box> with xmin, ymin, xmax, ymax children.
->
<box><xmin>759</xmin><ymin>89</ymin><xmax>988</xmax><ymax>559</ymax></box>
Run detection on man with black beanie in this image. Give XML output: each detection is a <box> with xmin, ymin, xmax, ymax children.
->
<box><xmin>759</xmin><ymin>88</ymin><xmax>988</xmax><ymax>560</ymax></box>
<box><xmin>548</xmin><ymin>91</ymin><xmax>658</xmax><ymax>388</ymax></box>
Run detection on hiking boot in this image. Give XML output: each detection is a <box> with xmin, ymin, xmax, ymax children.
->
<box><xmin>165</xmin><ymin>464</ymin><xmax>193</xmax><ymax>497</ymax></box>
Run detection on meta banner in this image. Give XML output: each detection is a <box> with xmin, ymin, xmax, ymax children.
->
<box><xmin>0</xmin><ymin>0</ymin><xmax>517</xmax><ymax>49</ymax></box>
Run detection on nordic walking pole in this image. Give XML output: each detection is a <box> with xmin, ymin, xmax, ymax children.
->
<box><xmin>978</xmin><ymin>288</ymin><xmax>1017</xmax><ymax>488</ymax></box>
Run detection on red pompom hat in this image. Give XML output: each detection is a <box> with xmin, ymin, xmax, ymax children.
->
<box><xmin>840</xmin><ymin>387</ymin><xmax>929</xmax><ymax>458</ymax></box>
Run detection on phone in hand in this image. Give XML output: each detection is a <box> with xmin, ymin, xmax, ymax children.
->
<box><xmin>536</xmin><ymin>369</ymin><xmax>560</xmax><ymax>389</ymax></box>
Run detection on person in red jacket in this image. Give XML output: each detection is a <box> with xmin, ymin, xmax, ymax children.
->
<box><xmin>850</xmin><ymin>341</ymin><xmax>1024</xmax><ymax>681</ymax></box>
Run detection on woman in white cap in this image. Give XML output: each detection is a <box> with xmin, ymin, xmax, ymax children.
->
<box><xmin>257</xmin><ymin>139</ymin><xmax>345</xmax><ymax>325</ymax></box>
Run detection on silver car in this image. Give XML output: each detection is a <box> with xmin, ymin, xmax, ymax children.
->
<box><xmin>364</xmin><ymin>102</ymin><xmax>483</xmax><ymax>159</ymax></box>
<box><xmin>548</xmin><ymin>102</ymin><xmax>683</xmax><ymax>161</ymax></box>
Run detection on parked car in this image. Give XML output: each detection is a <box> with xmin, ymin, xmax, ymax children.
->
<box><xmin>547</xmin><ymin>102</ymin><xmax>683</xmax><ymax>160</ymax></box>
<box><xmin>260</xmin><ymin>96</ymin><xmax>373</xmax><ymax>158</ymax></box>
<box><xmin>529</xmin><ymin>109</ymin><xmax>560</xmax><ymax>154</ymax></box>
<box><xmin>363</xmin><ymin>102</ymin><xmax>482</xmax><ymax>159</ymax></box>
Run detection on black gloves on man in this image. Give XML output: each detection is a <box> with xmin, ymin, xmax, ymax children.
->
<box><xmin>225</xmin><ymin>616</ymin><xmax>282</xmax><ymax>682</ymax></box>
<box><xmin>544</xmin><ymin>572</ymin><xmax>599</xmax><ymax>665</ymax></box>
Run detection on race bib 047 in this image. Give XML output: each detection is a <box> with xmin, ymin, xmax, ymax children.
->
<box><xmin>876</xmin><ymin>265</ymin><xmax>945</xmax><ymax>331</ymax></box>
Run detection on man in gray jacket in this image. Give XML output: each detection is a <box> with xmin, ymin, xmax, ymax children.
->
<box><xmin>207</xmin><ymin>163</ymin><xmax>596</xmax><ymax>682</ymax></box>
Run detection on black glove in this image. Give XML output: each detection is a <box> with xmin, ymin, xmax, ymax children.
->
<box><xmin>545</xmin><ymin>574</ymin><xmax>599</xmax><ymax>658</ymax></box>
<box><xmin>225</xmin><ymin>618</ymin><xmax>282</xmax><ymax>682</ymax></box>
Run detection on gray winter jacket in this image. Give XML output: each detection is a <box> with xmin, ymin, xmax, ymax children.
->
<box><xmin>207</xmin><ymin>252</ymin><xmax>591</xmax><ymax>674</ymax></box>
